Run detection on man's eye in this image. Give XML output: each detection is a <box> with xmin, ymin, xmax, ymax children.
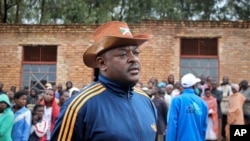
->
<box><xmin>119</xmin><ymin>53</ymin><xmax>127</xmax><ymax>57</ymax></box>
<box><xmin>134</xmin><ymin>50</ymin><xmax>140</xmax><ymax>55</ymax></box>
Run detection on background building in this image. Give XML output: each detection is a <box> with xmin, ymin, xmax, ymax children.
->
<box><xmin>0</xmin><ymin>20</ymin><xmax>249</xmax><ymax>91</ymax></box>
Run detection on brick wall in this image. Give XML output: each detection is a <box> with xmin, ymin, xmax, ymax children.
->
<box><xmin>0</xmin><ymin>21</ymin><xmax>249</xmax><ymax>91</ymax></box>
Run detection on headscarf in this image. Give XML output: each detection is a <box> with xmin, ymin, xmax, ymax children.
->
<box><xmin>231</xmin><ymin>83</ymin><xmax>239</xmax><ymax>92</ymax></box>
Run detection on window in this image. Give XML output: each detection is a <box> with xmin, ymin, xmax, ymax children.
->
<box><xmin>180</xmin><ymin>38</ymin><xmax>218</xmax><ymax>81</ymax></box>
<box><xmin>22</xmin><ymin>45</ymin><xmax>57</xmax><ymax>91</ymax></box>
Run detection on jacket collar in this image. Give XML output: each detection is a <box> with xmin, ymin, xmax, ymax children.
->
<box><xmin>182</xmin><ymin>87</ymin><xmax>195</xmax><ymax>94</ymax></box>
<box><xmin>98</xmin><ymin>74</ymin><xmax>134</xmax><ymax>98</ymax></box>
<box><xmin>13</xmin><ymin>106</ymin><xmax>27</xmax><ymax>114</ymax></box>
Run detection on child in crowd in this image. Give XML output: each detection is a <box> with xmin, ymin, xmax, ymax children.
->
<box><xmin>29</xmin><ymin>104</ymin><xmax>48</xmax><ymax>141</ymax></box>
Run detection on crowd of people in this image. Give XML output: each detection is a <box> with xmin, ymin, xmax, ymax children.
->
<box><xmin>0</xmin><ymin>80</ymin><xmax>83</xmax><ymax>141</ymax></box>
<box><xmin>0</xmin><ymin>73</ymin><xmax>249</xmax><ymax>141</ymax></box>
<box><xmin>133</xmin><ymin>74</ymin><xmax>249</xmax><ymax>141</ymax></box>
<box><xmin>0</xmin><ymin>21</ymin><xmax>250</xmax><ymax>141</ymax></box>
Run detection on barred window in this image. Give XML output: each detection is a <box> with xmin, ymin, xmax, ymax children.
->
<box><xmin>180</xmin><ymin>38</ymin><xmax>218</xmax><ymax>82</ymax></box>
<box><xmin>22</xmin><ymin>45</ymin><xmax>57</xmax><ymax>91</ymax></box>
<box><xmin>181</xmin><ymin>38</ymin><xmax>218</xmax><ymax>56</ymax></box>
<box><xmin>23</xmin><ymin>46</ymin><xmax>57</xmax><ymax>62</ymax></box>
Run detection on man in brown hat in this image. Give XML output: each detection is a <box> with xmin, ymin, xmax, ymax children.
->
<box><xmin>51</xmin><ymin>21</ymin><xmax>157</xmax><ymax>141</ymax></box>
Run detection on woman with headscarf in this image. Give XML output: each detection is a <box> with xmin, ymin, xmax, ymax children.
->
<box><xmin>225</xmin><ymin>83</ymin><xmax>245</xmax><ymax>141</ymax></box>
<box><xmin>27</xmin><ymin>88</ymin><xmax>39</xmax><ymax>110</ymax></box>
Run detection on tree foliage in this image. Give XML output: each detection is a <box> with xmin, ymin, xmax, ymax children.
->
<box><xmin>0</xmin><ymin>0</ymin><xmax>249</xmax><ymax>24</ymax></box>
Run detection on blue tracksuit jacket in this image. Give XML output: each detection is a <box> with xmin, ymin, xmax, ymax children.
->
<box><xmin>11</xmin><ymin>106</ymin><xmax>32</xmax><ymax>141</ymax></box>
<box><xmin>166</xmin><ymin>88</ymin><xmax>208</xmax><ymax>141</ymax></box>
<box><xmin>51</xmin><ymin>75</ymin><xmax>157</xmax><ymax>141</ymax></box>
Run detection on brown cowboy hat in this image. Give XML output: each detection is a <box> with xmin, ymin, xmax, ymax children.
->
<box><xmin>83</xmin><ymin>21</ymin><xmax>151</xmax><ymax>68</ymax></box>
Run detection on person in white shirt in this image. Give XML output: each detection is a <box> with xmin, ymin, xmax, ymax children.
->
<box><xmin>29</xmin><ymin>104</ymin><xmax>48</xmax><ymax>141</ymax></box>
<box><xmin>164</xmin><ymin>84</ymin><xmax>174</xmax><ymax>108</ymax></box>
<box><xmin>217</xmin><ymin>76</ymin><xmax>232</xmax><ymax>140</ymax></box>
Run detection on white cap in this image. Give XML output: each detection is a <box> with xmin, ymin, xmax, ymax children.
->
<box><xmin>181</xmin><ymin>73</ymin><xmax>201</xmax><ymax>88</ymax></box>
<box><xmin>69</xmin><ymin>87</ymin><xmax>80</xmax><ymax>97</ymax></box>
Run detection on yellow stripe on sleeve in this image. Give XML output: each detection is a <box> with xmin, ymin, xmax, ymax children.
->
<box><xmin>58</xmin><ymin>83</ymin><xmax>106</xmax><ymax>141</ymax></box>
<box><xmin>134</xmin><ymin>88</ymin><xmax>150</xmax><ymax>98</ymax></box>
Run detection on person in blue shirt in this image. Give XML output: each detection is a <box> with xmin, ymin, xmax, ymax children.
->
<box><xmin>11</xmin><ymin>90</ymin><xmax>32</xmax><ymax>141</ymax></box>
<box><xmin>51</xmin><ymin>21</ymin><xmax>157</xmax><ymax>141</ymax></box>
<box><xmin>166</xmin><ymin>73</ymin><xmax>208</xmax><ymax>141</ymax></box>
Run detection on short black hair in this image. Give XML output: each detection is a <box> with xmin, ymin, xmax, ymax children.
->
<box><xmin>60</xmin><ymin>90</ymin><xmax>69</xmax><ymax>96</ymax></box>
<box><xmin>204</xmin><ymin>88</ymin><xmax>211</xmax><ymax>92</ymax></box>
<box><xmin>14</xmin><ymin>90</ymin><xmax>27</xmax><ymax>99</ymax></box>
<box><xmin>32</xmin><ymin>104</ymin><xmax>44</xmax><ymax>115</ymax></box>
<box><xmin>240</xmin><ymin>80</ymin><xmax>248</xmax><ymax>86</ymax></box>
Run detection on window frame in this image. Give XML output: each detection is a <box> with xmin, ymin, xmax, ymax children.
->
<box><xmin>180</xmin><ymin>38</ymin><xmax>219</xmax><ymax>81</ymax></box>
<box><xmin>180</xmin><ymin>38</ymin><xmax>218</xmax><ymax>58</ymax></box>
<box><xmin>21</xmin><ymin>45</ymin><xmax>57</xmax><ymax>91</ymax></box>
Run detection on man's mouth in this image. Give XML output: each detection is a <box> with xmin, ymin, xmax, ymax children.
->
<box><xmin>128</xmin><ymin>67</ymin><xmax>140</xmax><ymax>74</ymax></box>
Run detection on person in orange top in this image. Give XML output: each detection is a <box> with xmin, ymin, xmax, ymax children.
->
<box><xmin>203</xmin><ymin>88</ymin><xmax>218</xmax><ymax>141</ymax></box>
<box><xmin>225</xmin><ymin>83</ymin><xmax>246</xmax><ymax>141</ymax></box>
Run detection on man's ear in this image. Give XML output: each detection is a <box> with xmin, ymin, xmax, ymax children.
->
<box><xmin>96</xmin><ymin>56</ymin><xmax>107</xmax><ymax>71</ymax></box>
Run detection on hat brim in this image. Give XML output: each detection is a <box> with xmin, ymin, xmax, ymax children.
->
<box><xmin>83</xmin><ymin>34</ymin><xmax>150</xmax><ymax>68</ymax></box>
<box><xmin>182</xmin><ymin>78</ymin><xmax>201</xmax><ymax>88</ymax></box>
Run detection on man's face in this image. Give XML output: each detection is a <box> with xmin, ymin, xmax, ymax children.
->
<box><xmin>98</xmin><ymin>46</ymin><xmax>141</xmax><ymax>85</ymax></box>
<box><xmin>168</xmin><ymin>75</ymin><xmax>174</xmax><ymax>83</ymax></box>
<box><xmin>52</xmin><ymin>85</ymin><xmax>57</xmax><ymax>91</ymax></box>
<box><xmin>0</xmin><ymin>102</ymin><xmax>7</xmax><ymax>113</ymax></box>
<box><xmin>211</xmin><ymin>81</ymin><xmax>217</xmax><ymax>89</ymax></box>
<box><xmin>174</xmin><ymin>82</ymin><xmax>180</xmax><ymax>89</ymax></box>
<box><xmin>66</xmin><ymin>82</ymin><xmax>72</xmax><ymax>89</ymax></box>
<box><xmin>205</xmin><ymin>90</ymin><xmax>212</xmax><ymax>97</ymax></box>
<box><xmin>34</xmin><ymin>107</ymin><xmax>44</xmax><ymax>119</ymax></box>
<box><xmin>31</xmin><ymin>90</ymin><xmax>36</xmax><ymax>96</ymax></box>
<box><xmin>8</xmin><ymin>91</ymin><xmax>14</xmax><ymax>99</ymax></box>
<box><xmin>200</xmin><ymin>76</ymin><xmax>206</xmax><ymax>85</ymax></box>
<box><xmin>44</xmin><ymin>89</ymin><xmax>54</xmax><ymax>103</ymax></box>
<box><xmin>57</xmin><ymin>84</ymin><xmax>63</xmax><ymax>91</ymax></box>
<box><xmin>60</xmin><ymin>91</ymin><xmax>70</xmax><ymax>104</ymax></box>
<box><xmin>166</xmin><ymin>87</ymin><xmax>173</xmax><ymax>94</ymax></box>
<box><xmin>222</xmin><ymin>76</ymin><xmax>229</xmax><ymax>83</ymax></box>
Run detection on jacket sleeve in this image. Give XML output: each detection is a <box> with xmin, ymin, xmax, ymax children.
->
<box><xmin>0</xmin><ymin>111</ymin><xmax>14</xmax><ymax>136</ymax></box>
<box><xmin>166</xmin><ymin>98</ymin><xmax>178</xmax><ymax>141</ymax></box>
<box><xmin>50</xmin><ymin>104</ymin><xmax>67</xmax><ymax>141</ymax></box>
<box><xmin>51</xmin><ymin>102</ymin><xmax>85</xmax><ymax>141</ymax></box>
<box><xmin>202</xmin><ymin>102</ymin><xmax>208</xmax><ymax>140</ymax></box>
<box><xmin>22</xmin><ymin>110</ymin><xmax>32</xmax><ymax>141</ymax></box>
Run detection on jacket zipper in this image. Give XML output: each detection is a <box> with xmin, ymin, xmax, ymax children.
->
<box><xmin>127</xmin><ymin>91</ymin><xmax>141</xmax><ymax>141</ymax></box>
